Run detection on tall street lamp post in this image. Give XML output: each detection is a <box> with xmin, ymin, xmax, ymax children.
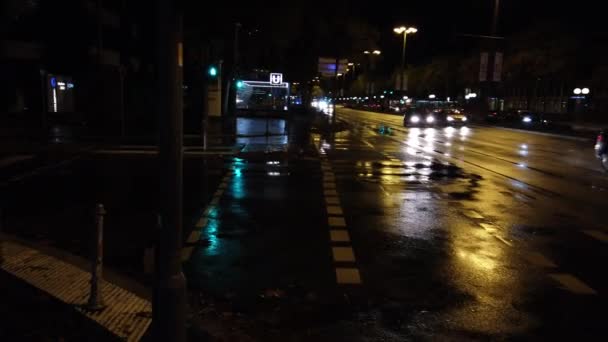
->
<box><xmin>364</xmin><ymin>50</ymin><xmax>381</xmax><ymax>95</ymax></box>
<box><xmin>393</xmin><ymin>26</ymin><xmax>417</xmax><ymax>91</ymax></box>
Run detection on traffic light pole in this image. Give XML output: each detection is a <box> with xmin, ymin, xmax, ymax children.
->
<box><xmin>154</xmin><ymin>0</ymin><xmax>187</xmax><ymax>341</ymax></box>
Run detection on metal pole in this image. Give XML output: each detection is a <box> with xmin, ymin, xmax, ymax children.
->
<box><xmin>0</xmin><ymin>207</ymin><xmax>4</xmax><ymax>264</ymax></box>
<box><xmin>154</xmin><ymin>0</ymin><xmax>187</xmax><ymax>340</ymax></box>
<box><xmin>492</xmin><ymin>0</ymin><xmax>500</xmax><ymax>36</ymax></box>
<box><xmin>87</xmin><ymin>204</ymin><xmax>106</xmax><ymax>311</ymax></box>
<box><xmin>333</xmin><ymin>57</ymin><xmax>339</xmax><ymax>125</ymax></box>
<box><xmin>400</xmin><ymin>32</ymin><xmax>406</xmax><ymax>91</ymax></box>
<box><xmin>119</xmin><ymin>68</ymin><xmax>126</xmax><ymax>139</ymax></box>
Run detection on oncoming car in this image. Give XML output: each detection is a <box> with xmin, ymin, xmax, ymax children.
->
<box><xmin>437</xmin><ymin>108</ymin><xmax>468</xmax><ymax>126</ymax></box>
<box><xmin>403</xmin><ymin>107</ymin><xmax>437</xmax><ymax>127</ymax></box>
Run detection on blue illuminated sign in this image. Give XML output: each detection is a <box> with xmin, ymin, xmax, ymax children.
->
<box><xmin>50</xmin><ymin>77</ymin><xmax>57</xmax><ymax>88</ymax></box>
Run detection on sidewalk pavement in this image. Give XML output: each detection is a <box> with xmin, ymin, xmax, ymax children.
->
<box><xmin>0</xmin><ymin>234</ymin><xmax>146</xmax><ymax>341</ymax></box>
<box><xmin>1</xmin><ymin>112</ymin><xmax>350</xmax><ymax>340</ymax></box>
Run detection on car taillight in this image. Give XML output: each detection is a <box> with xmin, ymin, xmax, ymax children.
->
<box><xmin>598</xmin><ymin>134</ymin><xmax>604</xmax><ymax>143</ymax></box>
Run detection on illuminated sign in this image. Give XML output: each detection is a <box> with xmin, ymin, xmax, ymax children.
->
<box><xmin>270</xmin><ymin>73</ymin><xmax>283</xmax><ymax>85</ymax></box>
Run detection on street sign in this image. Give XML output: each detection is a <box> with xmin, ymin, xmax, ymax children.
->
<box><xmin>270</xmin><ymin>73</ymin><xmax>283</xmax><ymax>85</ymax></box>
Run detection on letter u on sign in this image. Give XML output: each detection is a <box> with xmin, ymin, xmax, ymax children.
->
<box><xmin>270</xmin><ymin>73</ymin><xmax>283</xmax><ymax>85</ymax></box>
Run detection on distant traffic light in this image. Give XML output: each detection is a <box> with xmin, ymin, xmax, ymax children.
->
<box><xmin>208</xmin><ymin>66</ymin><xmax>218</xmax><ymax>77</ymax></box>
<box><xmin>236</xmin><ymin>80</ymin><xmax>244</xmax><ymax>89</ymax></box>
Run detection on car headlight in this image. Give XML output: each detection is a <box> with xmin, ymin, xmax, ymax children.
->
<box><xmin>462</xmin><ymin>117</ymin><xmax>467</xmax><ymax>122</ymax></box>
<box><xmin>522</xmin><ymin>116</ymin><xmax>532</xmax><ymax>123</ymax></box>
<box><xmin>426</xmin><ymin>116</ymin><xmax>435</xmax><ymax>123</ymax></box>
<box><xmin>447</xmin><ymin>116</ymin><xmax>454</xmax><ymax>122</ymax></box>
<box><xmin>410</xmin><ymin>115</ymin><xmax>420</xmax><ymax>123</ymax></box>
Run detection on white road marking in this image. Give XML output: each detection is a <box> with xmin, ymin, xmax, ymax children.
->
<box><xmin>583</xmin><ymin>230</ymin><xmax>608</xmax><ymax>243</ymax></box>
<box><xmin>181</xmin><ymin>246</ymin><xmax>195</xmax><ymax>262</ymax></box>
<box><xmin>325</xmin><ymin>197</ymin><xmax>341</xmax><ymax>205</ymax></box>
<box><xmin>195</xmin><ymin>217</ymin><xmax>208</xmax><ymax>228</ymax></box>
<box><xmin>332</xmin><ymin>247</ymin><xmax>356</xmax><ymax>262</ymax></box>
<box><xmin>186</xmin><ymin>230</ymin><xmax>201</xmax><ymax>244</ymax></box>
<box><xmin>549</xmin><ymin>274</ymin><xmax>597</xmax><ymax>295</ymax></box>
<box><xmin>328</xmin><ymin>217</ymin><xmax>347</xmax><ymax>227</ymax></box>
<box><xmin>335</xmin><ymin>268</ymin><xmax>362</xmax><ymax>284</ymax></box>
<box><xmin>362</xmin><ymin>140</ymin><xmax>375</xmax><ymax>149</ymax></box>
<box><xmin>525</xmin><ymin>252</ymin><xmax>557</xmax><ymax>268</ymax></box>
<box><xmin>479</xmin><ymin>223</ymin><xmax>499</xmax><ymax>233</ymax></box>
<box><xmin>463</xmin><ymin>210</ymin><xmax>484</xmax><ymax>219</ymax></box>
<box><xmin>327</xmin><ymin>206</ymin><xmax>344</xmax><ymax>216</ymax></box>
<box><xmin>494</xmin><ymin>235</ymin><xmax>513</xmax><ymax>247</ymax></box>
<box><xmin>324</xmin><ymin>189</ymin><xmax>338</xmax><ymax>197</ymax></box>
<box><xmin>323</xmin><ymin>182</ymin><xmax>336</xmax><ymax>189</ymax></box>
<box><xmin>330</xmin><ymin>230</ymin><xmax>350</xmax><ymax>242</ymax></box>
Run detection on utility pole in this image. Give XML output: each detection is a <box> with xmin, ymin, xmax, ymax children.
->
<box><xmin>492</xmin><ymin>0</ymin><xmax>500</xmax><ymax>36</ymax></box>
<box><xmin>153</xmin><ymin>0</ymin><xmax>186</xmax><ymax>341</ymax></box>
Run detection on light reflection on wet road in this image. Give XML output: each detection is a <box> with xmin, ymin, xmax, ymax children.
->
<box><xmin>313</xmin><ymin>107</ymin><xmax>608</xmax><ymax>339</ymax></box>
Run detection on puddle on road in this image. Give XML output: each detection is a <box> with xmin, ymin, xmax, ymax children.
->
<box><xmin>355</xmin><ymin>158</ymin><xmax>473</xmax><ymax>186</ymax></box>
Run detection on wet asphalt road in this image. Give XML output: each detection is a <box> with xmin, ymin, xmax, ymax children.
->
<box><xmin>324</xmin><ymin>107</ymin><xmax>608</xmax><ymax>340</ymax></box>
<box><xmin>2</xmin><ymin>112</ymin><xmax>608</xmax><ymax>340</ymax></box>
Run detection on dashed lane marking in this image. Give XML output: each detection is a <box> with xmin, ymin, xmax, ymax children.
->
<box><xmin>328</xmin><ymin>217</ymin><xmax>347</xmax><ymax>227</ymax></box>
<box><xmin>479</xmin><ymin>223</ymin><xmax>499</xmax><ymax>233</ymax></box>
<box><xmin>583</xmin><ymin>230</ymin><xmax>608</xmax><ymax>243</ymax></box>
<box><xmin>195</xmin><ymin>217</ymin><xmax>208</xmax><ymax>228</ymax></box>
<box><xmin>362</xmin><ymin>140</ymin><xmax>375</xmax><ymax>149</ymax></box>
<box><xmin>327</xmin><ymin>206</ymin><xmax>344</xmax><ymax>216</ymax></box>
<box><xmin>463</xmin><ymin>210</ymin><xmax>484</xmax><ymax>219</ymax></box>
<box><xmin>181</xmin><ymin>246</ymin><xmax>194</xmax><ymax>262</ymax></box>
<box><xmin>525</xmin><ymin>252</ymin><xmax>557</xmax><ymax>268</ymax></box>
<box><xmin>323</xmin><ymin>182</ymin><xmax>336</xmax><ymax>189</ymax></box>
<box><xmin>494</xmin><ymin>235</ymin><xmax>513</xmax><ymax>247</ymax></box>
<box><xmin>335</xmin><ymin>268</ymin><xmax>362</xmax><ymax>284</ymax></box>
<box><xmin>325</xmin><ymin>197</ymin><xmax>341</xmax><ymax>205</ymax></box>
<box><xmin>324</xmin><ymin>189</ymin><xmax>338</xmax><ymax>197</ymax></box>
<box><xmin>549</xmin><ymin>274</ymin><xmax>597</xmax><ymax>295</ymax></box>
<box><xmin>330</xmin><ymin>230</ymin><xmax>351</xmax><ymax>242</ymax></box>
<box><xmin>186</xmin><ymin>230</ymin><xmax>201</xmax><ymax>244</ymax></box>
<box><xmin>332</xmin><ymin>247</ymin><xmax>356</xmax><ymax>262</ymax></box>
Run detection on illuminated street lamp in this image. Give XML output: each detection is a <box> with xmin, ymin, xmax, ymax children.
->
<box><xmin>363</xmin><ymin>50</ymin><xmax>381</xmax><ymax>95</ymax></box>
<box><xmin>393</xmin><ymin>26</ymin><xmax>417</xmax><ymax>91</ymax></box>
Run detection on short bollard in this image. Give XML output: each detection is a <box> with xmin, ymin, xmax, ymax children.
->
<box><xmin>87</xmin><ymin>203</ymin><xmax>106</xmax><ymax>311</ymax></box>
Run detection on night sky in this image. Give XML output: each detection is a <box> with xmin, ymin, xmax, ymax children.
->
<box><xmin>195</xmin><ymin>0</ymin><xmax>602</xmax><ymax>79</ymax></box>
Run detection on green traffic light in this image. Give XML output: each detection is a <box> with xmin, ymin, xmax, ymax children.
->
<box><xmin>208</xmin><ymin>66</ymin><xmax>218</xmax><ymax>77</ymax></box>
<box><xmin>236</xmin><ymin>80</ymin><xmax>244</xmax><ymax>88</ymax></box>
